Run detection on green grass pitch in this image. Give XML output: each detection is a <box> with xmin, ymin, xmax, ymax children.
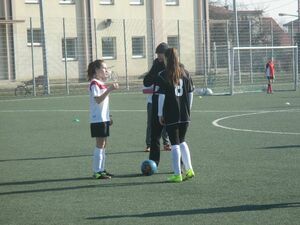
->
<box><xmin>0</xmin><ymin>90</ymin><xmax>299</xmax><ymax>225</ymax></box>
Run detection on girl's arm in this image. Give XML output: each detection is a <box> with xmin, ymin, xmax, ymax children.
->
<box><xmin>188</xmin><ymin>92</ymin><xmax>193</xmax><ymax>110</ymax></box>
<box><xmin>158</xmin><ymin>94</ymin><xmax>165</xmax><ymax>125</ymax></box>
<box><xmin>94</xmin><ymin>83</ymin><xmax>119</xmax><ymax>104</ymax></box>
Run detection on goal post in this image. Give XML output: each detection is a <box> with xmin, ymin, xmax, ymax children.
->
<box><xmin>229</xmin><ymin>45</ymin><xmax>298</xmax><ymax>95</ymax></box>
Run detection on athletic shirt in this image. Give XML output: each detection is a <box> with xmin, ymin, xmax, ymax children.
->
<box><xmin>143</xmin><ymin>59</ymin><xmax>165</xmax><ymax>111</ymax></box>
<box><xmin>89</xmin><ymin>78</ymin><xmax>110</xmax><ymax>123</ymax></box>
<box><xmin>265</xmin><ymin>62</ymin><xmax>275</xmax><ymax>78</ymax></box>
<box><xmin>157</xmin><ymin>70</ymin><xmax>194</xmax><ymax>126</ymax></box>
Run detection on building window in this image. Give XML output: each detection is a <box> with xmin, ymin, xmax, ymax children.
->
<box><xmin>102</xmin><ymin>37</ymin><xmax>116</xmax><ymax>59</ymax></box>
<box><xmin>59</xmin><ymin>0</ymin><xmax>75</xmax><ymax>4</ymax></box>
<box><xmin>165</xmin><ymin>0</ymin><xmax>178</xmax><ymax>5</ymax></box>
<box><xmin>132</xmin><ymin>36</ymin><xmax>145</xmax><ymax>58</ymax></box>
<box><xmin>27</xmin><ymin>29</ymin><xmax>42</xmax><ymax>46</ymax></box>
<box><xmin>100</xmin><ymin>0</ymin><xmax>114</xmax><ymax>5</ymax></box>
<box><xmin>25</xmin><ymin>0</ymin><xmax>39</xmax><ymax>3</ymax></box>
<box><xmin>62</xmin><ymin>38</ymin><xmax>78</xmax><ymax>60</ymax></box>
<box><xmin>130</xmin><ymin>0</ymin><xmax>143</xmax><ymax>5</ymax></box>
<box><xmin>167</xmin><ymin>36</ymin><xmax>179</xmax><ymax>51</ymax></box>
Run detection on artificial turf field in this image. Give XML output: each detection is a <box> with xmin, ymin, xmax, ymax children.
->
<box><xmin>0</xmin><ymin>90</ymin><xmax>299</xmax><ymax>225</ymax></box>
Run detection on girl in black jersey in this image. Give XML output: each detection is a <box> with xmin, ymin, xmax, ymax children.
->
<box><xmin>157</xmin><ymin>48</ymin><xmax>195</xmax><ymax>183</ymax></box>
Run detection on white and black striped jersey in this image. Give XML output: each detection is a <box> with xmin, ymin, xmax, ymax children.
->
<box><xmin>157</xmin><ymin>70</ymin><xmax>194</xmax><ymax>126</ymax></box>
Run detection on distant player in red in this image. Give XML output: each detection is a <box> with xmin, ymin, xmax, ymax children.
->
<box><xmin>265</xmin><ymin>59</ymin><xmax>275</xmax><ymax>94</ymax></box>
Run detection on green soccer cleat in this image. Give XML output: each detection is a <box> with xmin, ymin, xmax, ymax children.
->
<box><xmin>183</xmin><ymin>169</ymin><xmax>195</xmax><ymax>181</ymax></box>
<box><xmin>93</xmin><ymin>172</ymin><xmax>111</xmax><ymax>179</ymax></box>
<box><xmin>168</xmin><ymin>174</ymin><xmax>183</xmax><ymax>183</ymax></box>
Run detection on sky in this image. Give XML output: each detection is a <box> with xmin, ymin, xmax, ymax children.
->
<box><xmin>220</xmin><ymin>0</ymin><xmax>298</xmax><ymax>25</ymax></box>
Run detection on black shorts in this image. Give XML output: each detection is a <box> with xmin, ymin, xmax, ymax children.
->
<box><xmin>90</xmin><ymin>122</ymin><xmax>110</xmax><ymax>138</ymax></box>
<box><xmin>166</xmin><ymin>122</ymin><xmax>189</xmax><ymax>145</ymax></box>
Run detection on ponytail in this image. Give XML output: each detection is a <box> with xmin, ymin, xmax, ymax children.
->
<box><xmin>164</xmin><ymin>48</ymin><xmax>181</xmax><ymax>85</ymax></box>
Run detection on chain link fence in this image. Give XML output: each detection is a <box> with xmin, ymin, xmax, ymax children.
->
<box><xmin>0</xmin><ymin>17</ymin><xmax>298</xmax><ymax>97</ymax></box>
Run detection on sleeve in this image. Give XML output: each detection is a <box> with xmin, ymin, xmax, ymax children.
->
<box><xmin>157</xmin><ymin>72</ymin><xmax>166</xmax><ymax>94</ymax></box>
<box><xmin>91</xmin><ymin>83</ymin><xmax>105</xmax><ymax>97</ymax></box>
<box><xmin>91</xmin><ymin>85</ymin><xmax>100</xmax><ymax>97</ymax></box>
<box><xmin>158</xmin><ymin>94</ymin><xmax>165</xmax><ymax>117</ymax></box>
<box><xmin>188</xmin><ymin>76</ymin><xmax>194</xmax><ymax>93</ymax></box>
<box><xmin>188</xmin><ymin>92</ymin><xmax>193</xmax><ymax>110</ymax></box>
<box><xmin>143</xmin><ymin>60</ymin><xmax>157</xmax><ymax>87</ymax></box>
<box><xmin>186</xmin><ymin>75</ymin><xmax>194</xmax><ymax>110</ymax></box>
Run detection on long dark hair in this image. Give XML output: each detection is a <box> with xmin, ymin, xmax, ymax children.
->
<box><xmin>164</xmin><ymin>48</ymin><xmax>181</xmax><ymax>85</ymax></box>
<box><xmin>87</xmin><ymin>59</ymin><xmax>104</xmax><ymax>81</ymax></box>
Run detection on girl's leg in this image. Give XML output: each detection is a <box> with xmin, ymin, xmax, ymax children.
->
<box><xmin>166</xmin><ymin>125</ymin><xmax>181</xmax><ymax>176</ymax></box>
<box><xmin>171</xmin><ymin>144</ymin><xmax>181</xmax><ymax>175</ymax></box>
<box><xmin>267</xmin><ymin>78</ymin><xmax>272</xmax><ymax>93</ymax></box>
<box><xmin>145</xmin><ymin>103</ymin><xmax>152</xmax><ymax>151</ymax></box>
<box><xmin>178</xmin><ymin>123</ymin><xmax>193</xmax><ymax>171</ymax></box>
<box><xmin>93</xmin><ymin>137</ymin><xmax>106</xmax><ymax>173</ymax></box>
<box><xmin>180</xmin><ymin>142</ymin><xmax>193</xmax><ymax>171</ymax></box>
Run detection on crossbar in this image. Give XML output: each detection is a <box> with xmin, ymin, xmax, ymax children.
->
<box><xmin>233</xmin><ymin>46</ymin><xmax>297</xmax><ymax>50</ymax></box>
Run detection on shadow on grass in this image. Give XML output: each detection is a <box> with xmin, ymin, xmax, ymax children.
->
<box><xmin>259</xmin><ymin>145</ymin><xmax>300</xmax><ymax>150</ymax></box>
<box><xmin>86</xmin><ymin>202</ymin><xmax>300</xmax><ymax>220</ymax></box>
<box><xmin>0</xmin><ymin>154</ymin><xmax>91</xmax><ymax>162</ymax></box>
<box><xmin>0</xmin><ymin>177</ymin><xmax>92</xmax><ymax>186</ymax></box>
<box><xmin>0</xmin><ymin>176</ymin><xmax>167</xmax><ymax>196</ymax></box>
<box><xmin>0</xmin><ymin>150</ymin><xmax>142</xmax><ymax>163</ymax></box>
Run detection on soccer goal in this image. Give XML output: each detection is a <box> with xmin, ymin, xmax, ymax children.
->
<box><xmin>228</xmin><ymin>45</ymin><xmax>298</xmax><ymax>95</ymax></box>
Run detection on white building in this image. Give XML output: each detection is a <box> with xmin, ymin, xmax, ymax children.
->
<box><xmin>0</xmin><ymin>0</ymin><xmax>209</xmax><ymax>83</ymax></box>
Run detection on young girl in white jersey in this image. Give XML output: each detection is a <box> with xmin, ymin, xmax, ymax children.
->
<box><xmin>87</xmin><ymin>59</ymin><xmax>119</xmax><ymax>179</ymax></box>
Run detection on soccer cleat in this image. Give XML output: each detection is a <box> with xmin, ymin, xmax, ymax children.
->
<box><xmin>167</xmin><ymin>174</ymin><xmax>183</xmax><ymax>183</ymax></box>
<box><xmin>93</xmin><ymin>172</ymin><xmax>111</xmax><ymax>179</ymax></box>
<box><xmin>183</xmin><ymin>169</ymin><xmax>195</xmax><ymax>181</ymax></box>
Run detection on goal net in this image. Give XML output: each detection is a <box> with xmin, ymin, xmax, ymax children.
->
<box><xmin>229</xmin><ymin>46</ymin><xmax>298</xmax><ymax>95</ymax></box>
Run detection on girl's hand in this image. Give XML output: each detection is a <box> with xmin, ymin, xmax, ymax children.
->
<box><xmin>109</xmin><ymin>115</ymin><xmax>113</xmax><ymax>126</ymax></box>
<box><xmin>109</xmin><ymin>83</ymin><xmax>119</xmax><ymax>91</ymax></box>
<box><xmin>159</xmin><ymin>116</ymin><xmax>165</xmax><ymax>125</ymax></box>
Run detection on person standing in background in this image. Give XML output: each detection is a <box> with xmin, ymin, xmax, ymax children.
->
<box><xmin>265</xmin><ymin>59</ymin><xmax>275</xmax><ymax>94</ymax></box>
<box><xmin>143</xmin><ymin>42</ymin><xmax>171</xmax><ymax>164</ymax></box>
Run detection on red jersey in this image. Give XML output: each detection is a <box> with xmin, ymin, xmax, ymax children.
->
<box><xmin>266</xmin><ymin>61</ymin><xmax>275</xmax><ymax>79</ymax></box>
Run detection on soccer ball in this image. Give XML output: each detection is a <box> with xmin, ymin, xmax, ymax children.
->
<box><xmin>141</xmin><ymin>160</ymin><xmax>157</xmax><ymax>176</ymax></box>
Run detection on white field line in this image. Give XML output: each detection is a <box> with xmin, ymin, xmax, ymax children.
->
<box><xmin>212</xmin><ymin>109</ymin><xmax>300</xmax><ymax>135</ymax></box>
<box><xmin>0</xmin><ymin>109</ymin><xmax>148</xmax><ymax>113</ymax></box>
<box><xmin>1</xmin><ymin>108</ymin><xmax>299</xmax><ymax>135</ymax></box>
<box><xmin>0</xmin><ymin>109</ymin><xmax>273</xmax><ymax>113</ymax></box>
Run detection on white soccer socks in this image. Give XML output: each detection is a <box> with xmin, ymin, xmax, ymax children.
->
<box><xmin>179</xmin><ymin>142</ymin><xmax>193</xmax><ymax>171</ymax></box>
<box><xmin>93</xmin><ymin>147</ymin><xmax>104</xmax><ymax>173</ymax></box>
<box><xmin>171</xmin><ymin>145</ymin><xmax>181</xmax><ymax>175</ymax></box>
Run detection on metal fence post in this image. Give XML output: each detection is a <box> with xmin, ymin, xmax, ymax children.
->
<box><xmin>230</xmin><ymin>48</ymin><xmax>235</xmax><ymax>95</ymax></box>
<box><xmin>39</xmin><ymin>0</ymin><xmax>50</xmax><ymax>94</ymax></box>
<box><xmin>295</xmin><ymin>45</ymin><xmax>299</xmax><ymax>90</ymax></box>
<box><xmin>177</xmin><ymin>19</ymin><xmax>180</xmax><ymax>57</ymax></box>
<box><xmin>30</xmin><ymin>17</ymin><xmax>36</xmax><ymax>96</ymax></box>
<box><xmin>213</xmin><ymin>42</ymin><xmax>217</xmax><ymax>75</ymax></box>
<box><xmin>123</xmin><ymin>19</ymin><xmax>129</xmax><ymax>90</ymax></box>
<box><xmin>94</xmin><ymin>18</ymin><xmax>98</xmax><ymax>59</ymax></box>
<box><xmin>271</xmin><ymin>20</ymin><xmax>274</xmax><ymax>59</ymax></box>
<box><xmin>63</xmin><ymin>18</ymin><xmax>69</xmax><ymax>95</ymax></box>
<box><xmin>227</xmin><ymin>41</ymin><xmax>231</xmax><ymax>87</ymax></box>
<box><xmin>249</xmin><ymin>20</ymin><xmax>253</xmax><ymax>83</ymax></box>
